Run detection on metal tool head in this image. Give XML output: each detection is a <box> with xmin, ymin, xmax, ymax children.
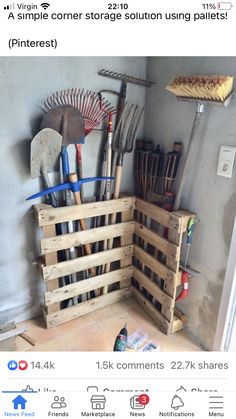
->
<box><xmin>30</xmin><ymin>128</ymin><xmax>62</xmax><ymax>178</ymax></box>
<box><xmin>98</xmin><ymin>69</ymin><xmax>155</xmax><ymax>88</ymax></box>
<box><xmin>26</xmin><ymin>176</ymin><xmax>115</xmax><ymax>201</ymax></box>
<box><xmin>44</xmin><ymin>89</ymin><xmax>116</xmax><ymax>135</ymax></box>
<box><xmin>41</xmin><ymin>105</ymin><xmax>85</xmax><ymax>145</ymax></box>
<box><xmin>113</xmin><ymin>104</ymin><xmax>144</xmax><ymax>156</ymax></box>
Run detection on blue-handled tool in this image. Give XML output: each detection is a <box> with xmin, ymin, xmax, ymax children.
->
<box><xmin>183</xmin><ymin>217</ymin><xmax>199</xmax><ymax>268</ymax></box>
<box><xmin>26</xmin><ymin>176</ymin><xmax>115</xmax><ymax>201</ymax></box>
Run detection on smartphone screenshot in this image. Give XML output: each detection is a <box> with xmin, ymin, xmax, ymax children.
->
<box><xmin>0</xmin><ymin>1</ymin><xmax>235</xmax><ymax>417</ymax></box>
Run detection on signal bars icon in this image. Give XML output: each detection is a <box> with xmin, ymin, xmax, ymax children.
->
<box><xmin>4</xmin><ymin>3</ymin><xmax>14</xmax><ymax>10</ymax></box>
<box><xmin>41</xmin><ymin>3</ymin><xmax>50</xmax><ymax>10</ymax></box>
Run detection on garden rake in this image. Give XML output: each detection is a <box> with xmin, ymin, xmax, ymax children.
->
<box><xmin>98</xmin><ymin>69</ymin><xmax>155</xmax><ymax>176</ymax></box>
<box><xmin>44</xmin><ymin>88</ymin><xmax>116</xmax><ymax>201</ymax></box>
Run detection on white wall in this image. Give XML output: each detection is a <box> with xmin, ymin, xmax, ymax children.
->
<box><xmin>145</xmin><ymin>57</ymin><xmax>236</xmax><ymax>350</ymax></box>
<box><xmin>0</xmin><ymin>57</ymin><xmax>147</xmax><ymax>324</ymax></box>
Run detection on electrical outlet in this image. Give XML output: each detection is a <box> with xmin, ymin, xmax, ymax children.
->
<box><xmin>217</xmin><ymin>145</ymin><xmax>236</xmax><ymax>178</ymax></box>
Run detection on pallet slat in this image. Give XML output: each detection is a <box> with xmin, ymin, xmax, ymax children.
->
<box><xmin>43</xmin><ymin>223</ymin><xmax>60</xmax><ymax>314</ymax></box>
<box><xmin>41</xmin><ymin>222</ymin><xmax>135</xmax><ymax>254</ymax></box>
<box><xmin>134</xmin><ymin>222</ymin><xmax>179</xmax><ymax>261</ymax></box>
<box><xmin>45</xmin><ymin>266</ymin><xmax>133</xmax><ymax>305</ymax></box>
<box><xmin>132</xmin><ymin>287</ymin><xmax>171</xmax><ymax>335</ymax></box>
<box><xmin>133</xmin><ymin>245</ymin><xmax>176</xmax><ymax>283</ymax></box>
<box><xmin>45</xmin><ymin>288</ymin><xmax>132</xmax><ymax>328</ymax></box>
<box><xmin>135</xmin><ymin>198</ymin><xmax>181</xmax><ymax>232</ymax></box>
<box><xmin>43</xmin><ymin>245</ymin><xmax>133</xmax><ymax>281</ymax></box>
<box><xmin>35</xmin><ymin>197</ymin><xmax>135</xmax><ymax>227</ymax></box>
<box><xmin>120</xmin><ymin>207</ymin><xmax>134</xmax><ymax>289</ymax></box>
<box><xmin>132</xmin><ymin>267</ymin><xmax>174</xmax><ymax>321</ymax></box>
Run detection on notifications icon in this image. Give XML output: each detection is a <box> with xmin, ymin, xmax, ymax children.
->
<box><xmin>171</xmin><ymin>395</ymin><xmax>184</xmax><ymax>410</ymax></box>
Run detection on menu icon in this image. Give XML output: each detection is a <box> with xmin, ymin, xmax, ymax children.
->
<box><xmin>209</xmin><ymin>395</ymin><xmax>224</xmax><ymax>411</ymax></box>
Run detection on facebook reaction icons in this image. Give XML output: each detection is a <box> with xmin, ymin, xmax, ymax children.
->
<box><xmin>51</xmin><ymin>396</ymin><xmax>67</xmax><ymax>409</ymax></box>
<box><xmin>8</xmin><ymin>361</ymin><xmax>18</xmax><ymax>371</ymax></box>
<box><xmin>8</xmin><ymin>360</ymin><xmax>28</xmax><ymax>371</ymax></box>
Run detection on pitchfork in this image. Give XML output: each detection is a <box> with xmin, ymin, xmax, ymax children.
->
<box><xmin>102</xmin><ymin>103</ymin><xmax>144</xmax><ymax>293</ymax></box>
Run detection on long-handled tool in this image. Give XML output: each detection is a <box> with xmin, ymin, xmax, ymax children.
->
<box><xmin>98</xmin><ymin>69</ymin><xmax>155</xmax><ymax>177</ymax></box>
<box><xmin>27</xmin><ymin>175</ymin><xmax>114</xmax><ymax>301</ymax></box>
<box><xmin>179</xmin><ymin>217</ymin><xmax>200</xmax><ymax>276</ymax></box>
<box><xmin>146</xmin><ymin>142</ymin><xmax>182</xmax><ymax>208</ymax></box>
<box><xmin>44</xmin><ymin>89</ymin><xmax>116</xmax><ymax>136</ymax></box>
<box><xmin>112</xmin><ymin>104</ymin><xmax>144</xmax><ymax>201</ymax></box>
<box><xmin>177</xmin><ymin>217</ymin><xmax>200</xmax><ymax>301</ymax></box>
<box><xmin>27</xmin><ymin>176</ymin><xmax>114</xmax><ymax>202</ymax></box>
<box><xmin>166</xmin><ymin>75</ymin><xmax>234</xmax><ymax>211</ymax></box>
<box><xmin>30</xmin><ymin>128</ymin><xmax>72</xmax><ymax>302</ymax></box>
<box><xmin>163</xmin><ymin>142</ymin><xmax>182</xmax><ymax>195</ymax></box>
<box><xmin>101</xmin><ymin>104</ymin><xmax>144</xmax><ymax>293</ymax></box>
<box><xmin>140</xmin><ymin>141</ymin><xmax>153</xmax><ymax>200</ymax></box>
<box><xmin>40</xmin><ymin>105</ymin><xmax>85</xmax><ymax>304</ymax></box>
<box><xmin>134</xmin><ymin>141</ymin><xmax>164</xmax><ymax>199</ymax></box>
<box><xmin>134</xmin><ymin>139</ymin><xmax>144</xmax><ymax>197</ymax></box>
<box><xmin>44</xmin><ymin>89</ymin><xmax>116</xmax><ymax>201</ymax></box>
<box><xmin>95</xmin><ymin>92</ymin><xmax>119</xmax><ymax>277</ymax></box>
<box><xmin>148</xmin><ymin>145</ymin><xmax>164</xmax><ymax>193</ymax></box>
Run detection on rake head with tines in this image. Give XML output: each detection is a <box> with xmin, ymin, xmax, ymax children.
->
<box><xmin>44</xmin><ymin>88</ymin><xmax>116</xmax><ymax>136</ymax></box>
<box><xmin>112</xmin><ymin>104</ymin><xmax>144</xmax><ymax>165</ymax></box>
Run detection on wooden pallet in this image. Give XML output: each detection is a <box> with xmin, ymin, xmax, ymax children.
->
<box><xmin>34</xmin><ymin>197</ymin><xmax>135</xmax><ymax>328</ymax></box>
<box><xmin>132</xmin><ymin>198</ymin><xmax>194</xmax><ymax>335</ymax></box>
<box><xmin>34</xmin><ymin>196</ymin><xmax>195</xmax><ymax>333</ymax></box>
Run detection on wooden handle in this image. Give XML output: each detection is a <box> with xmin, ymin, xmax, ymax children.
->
<box><xmin>113</xmin><ymin>165</ymin><xmax>122</xmax><ymax>199</ymax></box>
<box><xmin>19</xmin><ymin>332</ymin><xmax>36</xmax><ymax>346</ymax></box>
<box><xmin>69</xmin><ymin>172</ymin><xmax>82</xmax><ymax>205</ymax></box>
<box><xmin>68</xmin><ymin>172</ymin><xmax>96</xmax><ymax>277</ymax></box>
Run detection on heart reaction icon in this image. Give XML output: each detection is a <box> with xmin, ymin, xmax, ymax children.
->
<box><xmin>18</xmin><ymin>360</ymin><xmax>28</xmax><ymax>371</ymax></box>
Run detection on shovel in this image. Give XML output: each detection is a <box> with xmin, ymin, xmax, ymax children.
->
<box><xmin>40</xmin><ymin>105</ymin><xmax>86</xmax><ymax>304</ymax></box>
<box><xmin>41</xmin><ymin>104</ymin><xmax>85</xmax><ymax>204</ymax></box>
<box><xmin>31</xmin><ymin>128</ymin><xmax>62</xmax><ymax>208</ymax></box>
<box><xmin>41</xmin><ymin>105</ymin><xmax>85</xmax><ymax>146</ymax></box>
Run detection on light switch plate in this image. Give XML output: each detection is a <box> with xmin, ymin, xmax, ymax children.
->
<box><xmin>217</xmin><ymin>145</ymin><xmax>236</xmax><ymax>178</ymax></box>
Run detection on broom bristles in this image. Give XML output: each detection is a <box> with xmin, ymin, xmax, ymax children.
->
<box><xmin>166</xmin><ymin>75</ymin><xmax>233</xmax><ymax>102</ymax></box>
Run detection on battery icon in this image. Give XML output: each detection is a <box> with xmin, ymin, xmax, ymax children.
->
<box><xmin>217</xmin><ymin>2</ymin><xmax>233</xmax><ymax>9</ymax></box>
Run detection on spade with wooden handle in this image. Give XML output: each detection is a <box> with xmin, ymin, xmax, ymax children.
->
<box><xmin>30</xmin><ymin>128</ymin><xmax>62</xmax><ymax>207</ymax></box>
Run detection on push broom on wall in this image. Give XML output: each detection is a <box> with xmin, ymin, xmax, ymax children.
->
<box><xmin>165</xmin><ymin>75</ymin><xmax>234</xmax><ymax>300</ymax></box>
<box><xmin>166</xmin><ymin>75</ymin><xmax>234</xmax><ymax>211</ymax></box>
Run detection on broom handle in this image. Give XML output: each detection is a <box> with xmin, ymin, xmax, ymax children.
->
<box><xmin>69</xmin><ymin>173</ymin><xmax>96</xmax><ymax>278</ymax></box>
<box><xmin>173</xmin><ymin>103</ymin><xmax>205</xmax><ymax>211</ymax></box>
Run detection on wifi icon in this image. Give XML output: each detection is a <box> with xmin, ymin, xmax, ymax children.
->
<box><xmin>41</xmin><ymin>2</ymin><xmax>50</xmax><ymax>10</ymax></box>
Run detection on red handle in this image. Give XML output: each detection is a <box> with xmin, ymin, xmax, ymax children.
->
<box><xmin>176</xmin><ymin>271</ymin><xmax>189</xmax><ymax>301</ymax></box>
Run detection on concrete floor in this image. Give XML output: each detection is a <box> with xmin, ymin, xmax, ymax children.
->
<box><xmin>15</xmin><ymin>298</ymin><xmax>202</xmax><ymax>351</ymax></box>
